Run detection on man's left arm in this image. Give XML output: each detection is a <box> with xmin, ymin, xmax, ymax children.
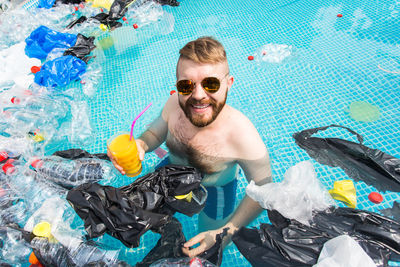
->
<box><xmin>182</xmin><ymin>151</ymin><xmax>272</xmax><ymax>257</ymax></box>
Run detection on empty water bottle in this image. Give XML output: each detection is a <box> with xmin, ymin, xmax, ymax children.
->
<box><xmin>30</xmin><ymin>236</ymin><xmax>128</xmax><ymax>266</ymax></box>
<box><xmin>31</xmin><ymin>156</ymin><xmax>114</xmax><ymax>189</ymax></box>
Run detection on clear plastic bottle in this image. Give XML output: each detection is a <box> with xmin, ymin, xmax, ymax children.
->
<box><xmin>31</xmin><ymin>156</ymin><xmax>114</xmax><ymax>189</ymax></box>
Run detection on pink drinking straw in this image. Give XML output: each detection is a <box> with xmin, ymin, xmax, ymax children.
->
<box><xmin>130</xmin><ymin>102</ymin><xmax>152</xmax><ymax>141</ymax></box>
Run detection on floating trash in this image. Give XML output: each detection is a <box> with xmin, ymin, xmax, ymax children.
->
<box><xmin>349</xmin><ymin>101</ymin><xmax>380</xmax><ymax>122</ymax></box>
<box><xmin>254</xmin><ymin>43</ymin><xmax>294</xmax><ymax>65</ymax></box>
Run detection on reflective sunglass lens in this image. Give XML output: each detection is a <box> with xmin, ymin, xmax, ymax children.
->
<box><xmin>202</xmin><ymin>77</ymin><xmax>220</xmax><ymax>92</ymax></box>
<box><xmin>177</xmin><ymin>80</ymin><xmax>194</xmax><ymax>95</ymax></box>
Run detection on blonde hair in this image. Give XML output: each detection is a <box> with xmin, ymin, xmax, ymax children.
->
<box><xmin>179</xmin><ymin>36</ymin><xmax>227</xmax><ymax>64</ymax></box>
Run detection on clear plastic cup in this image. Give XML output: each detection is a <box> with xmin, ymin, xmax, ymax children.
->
<box><xmin>107</xmin><ymin>132</ymin><xmax>142</xmax><ymax>177</ymax></box>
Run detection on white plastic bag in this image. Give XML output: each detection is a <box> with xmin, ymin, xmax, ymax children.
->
<box><xmin>246</xmin><ymin>160</ymin><xmax>333</xmax><ymax>225</ymax></box>
<box><xmin>314</xmin><ymin>235</ymin><xmax>376</xmax><ymax>267</ymax></box>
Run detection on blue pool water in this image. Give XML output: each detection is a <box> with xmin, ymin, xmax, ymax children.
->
<box><xmin>10</xmin><ymin>0</ymin><xmax>400</xmax><ymax>265</ymax></box>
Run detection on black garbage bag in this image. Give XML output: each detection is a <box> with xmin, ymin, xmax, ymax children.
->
<box><xmin>89</xmin><ymin>0</ymin><xmax>136</xmax><ymax>30</ymax></box>
<box><xmin>137</xmin><ymin>219</ymin><xmax>226</xmax><ymax>267</ymax></box>
<box><xmin>155</xmin><ymin>0</ymin><xmax>180</xmax><ymax>6</ymax></box>
<box><xmin>66</xmin><ymin>16</ymin><xmax>88</xmax><ymax>29</ymax></box>
<box><xmin>232</xmin><ymin>207</ymin><xmax>400</xmax><ymax>267</ymax></box>
<box><xmin>52</xmin><ymin>148</ymin><xmax>109</xmax><ymax>161</ymax></box>
<box><xmin>381</xmin><ymin>201</ymin><xmax>400</xmax><ymax>221</ymax></box>
<box><xmin>63</xmin><ymin>34</ymin><xmax>96</xmax><ymax>63</ymax></box>
<box><xmin>67</xmin><ymin>165</ymin><xmax>206</xmax><ymax>248</ymax></box>
<box><xmin>293</xmin><ymin>124</ymin><xmax>400</xmax><ymax>192</ymax></box>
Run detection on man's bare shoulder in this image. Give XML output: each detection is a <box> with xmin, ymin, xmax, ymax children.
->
<box><xmin>161</xmin><ymin>93</ymin><xmax>179</xmax><ymax>121</ymax></box>
<box><xmin>225</xmin><ymin>105</ymin><xmax>268</xmax><ymax>160</ymax></box>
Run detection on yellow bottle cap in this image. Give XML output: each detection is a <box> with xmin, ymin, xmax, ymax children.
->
<box><xmin>174</xmin><ymin>191</ymin><xmax>193</xmax><ymax>202</ymax></box>
<box><xmin>33</xmin><ymin>221</ymin><xmax>52</xmax><ymax>238</ymax></box>
<box><xmin>99</xmin><ymin>24</ymin><xmax>108</xmax><ymax>31</ymax></box>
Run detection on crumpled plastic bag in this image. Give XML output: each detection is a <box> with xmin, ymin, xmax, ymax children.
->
<box><xmin>232</xmin><ymin>207</ymin><xmax>400</xmax><ymax>267</ymax></box>
<box><xmin>246</xmin><ymin>161</ymin><xmax>333</xmax><ymax>225</ymax></box>
<box><xmin>63</xmin><ymin>34</ymin><xmax>96</xmax><ymax>63</ymax></box>
<box><xmin>37</xmin><ymin>0</ymin><xmax>55</xmax><ymax>8</ymax></box>
<box><xmin>293</xmin><ymin>125</ymin><xmax>400</xmax><ymax>192</ymax></box>
<box><xmin>34</xmin><ymin>55</ymin><xmax>87</xmax><ymax>88</ymax></box>
<box><xmin>25</xmin><ymin>26</ymin><xmax>77</xmax><ymax>60</ymax></box>
<box><xmin>314</xmin><ymin>235</ymin><xmax>376</xmax><ymax>267</ymax></box>
<box><xmin>67</xmin><ymin>165</ymin><xmax>207</xmax><ymax>248</ymax></box>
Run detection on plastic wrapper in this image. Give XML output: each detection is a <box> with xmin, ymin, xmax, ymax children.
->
<box><xmin>232</xmin><ymin>207</ymin><xmax>400</xmax><ymax>267</ymax></box>
<box><xmin>34</xmin><ymin>55</ymin><xmax>87</xmax><ymax>88</ymax></box>
<box><xmin>246</xmin><ymin>161</ymin><xmax>333</xmax><ymax>225</ymax></box>
<box><xmin>314</xmin><ymin>235</ymin><xmax>376</xmax><ymax>267</ymax></box>
<box><xmin>67</xmin><ymin>165</ymin><xmax>207</xmax><ymax>248</ymax></box>
<box><xmin>293</xmin><ymin>125</ymin><xmax>400</xmax><ymax>192</ymax></box>
<box><xmin>63</xmin><ymin>33</ymin><xmax>96</xmax><ymax>63</ymax></box>
<box><xmin>0</xmin><ymin>42</ymin><xmax>41</xmax><ymax>88</ymax></box>
<box><xmin>25</xmin><ymin>26</ymin><xmax>77</xmax><ymax>60</ymax></box>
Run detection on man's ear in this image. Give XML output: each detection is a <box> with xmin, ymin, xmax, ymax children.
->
<box><xmin>227</xmin><ymin>75</ymin><xmax>234</xmax><ymax>90</ymax></box>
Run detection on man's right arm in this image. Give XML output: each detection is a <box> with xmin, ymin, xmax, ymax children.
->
<box><xmin>138</xmin><ymin>114</ymin><xmax>168</xmax><ymax>152</ymax></box>
<box><xmin>138</xmin><ymin>94</ymin><xmax>176</xmax><ymax>152</ymax></box>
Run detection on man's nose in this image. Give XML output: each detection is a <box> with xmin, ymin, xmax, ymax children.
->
<box><xmin>190</xmin><ymin>82</ymin><xmax>207</xmax><ymax>100</ymax></box>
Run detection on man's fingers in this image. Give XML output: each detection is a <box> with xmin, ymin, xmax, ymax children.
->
<box><xmin>184</xmin><ymin>234</ymin><xmax>204</xmax><ymax>248</ymax></box>
<box><xmin>182</xmin><ymin>243</ymin><xmax>207</xmax><ymax>258</ymax></box>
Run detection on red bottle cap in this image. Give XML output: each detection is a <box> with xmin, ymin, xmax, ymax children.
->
<box><xmin>2</xmin><ymin>162</ymin><xmax>15</xmax><ymax>175</ymax></box>
<box><xmin>74</xmin><ymin>6</ymin><xmax>79</xmax><ymax>11</ymax></box>
<box><xmin>0</xmin><ymin>151</ymin><xmax>8</xmax><ymax>162</ymax></box>
<box><xmin>368</xmin><ymin>192</ymin><xmax>383</xmax><ymax>204</ymax></box>
<box><xmin>248</xmin><ymin>55</ymin><xmax>254</xmax><ymax>60</ymax></box>
<box><xmin>79</xmin><ymin>3</ymin><xmax>84</xmax><ymax>8</ymax></box>
<box><xmin>170</xmin><ymin>90</ymin><xmax>176</xmax><ymax>95</ymax></box>
<box><xmin>11</xmin><ymin>97</ymin><xmax>21</xmax><ymax>104</ymax></box>
<box><xmin>122</xmin><ymin>17</ymin><xmax>127</xmax><ymax>21</ymax></box>
<box><xmin>133</xmin><ymin>23</ymin><xmax>138</xmax><ymax>29</ymax></box>
<box><xmin>31</xmin><ymin>66</ymin><xmax>41</xmax><ymax>74</ymax></box>
<box><xmin>100</xmin><ymin>8</ymin><xmax>103</xmax><ymax>12</ymax></box>
<box><xmin>337</xmin><ymin>14</ymin><xmax>343</xmax><ymax>17</ymax></box>
<box><xmin>30</xmin><ymin>158</ymin><xmax>44</xmax><ymax>169</ymax></box>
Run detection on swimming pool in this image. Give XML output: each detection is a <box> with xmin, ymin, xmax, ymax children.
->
<box><xmin>4</xmin><ymin>0</ymin><xmax>400</xmax><ymax>265</ymax></box>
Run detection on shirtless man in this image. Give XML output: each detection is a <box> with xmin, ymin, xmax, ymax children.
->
<box><xmin>109</xmin><ymin>36</ymin><xmax>272</xmax><ymax>258</ymax></box>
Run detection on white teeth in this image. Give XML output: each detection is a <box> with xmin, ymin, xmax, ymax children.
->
<box><xmin>193</xmin><ymin>104</ymin><xmax>209</xmax><ymax>108</ymax></box>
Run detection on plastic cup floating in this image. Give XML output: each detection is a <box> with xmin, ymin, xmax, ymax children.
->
<box><xmin>108</xmin><ymin>132</ymin><xmax>142</xmax><ymax>177</ymax></box>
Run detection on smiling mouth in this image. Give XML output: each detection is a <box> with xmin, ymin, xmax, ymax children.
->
<box><xmin>191</xmin><ymin>104</ymin><xmax>211</xmax><ymax>112</ymax></box>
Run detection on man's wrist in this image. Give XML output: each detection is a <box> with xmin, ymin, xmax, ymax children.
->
<box><xmin>222</xmin><ymin>222</ymin><xmax>239</xmax><ymax>236</ymax></box>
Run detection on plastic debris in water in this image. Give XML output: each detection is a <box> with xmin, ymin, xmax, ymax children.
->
<box><xmin>349</xmin><ymin>101</ymin><xmax>380</xmax><ymax>122</ymax></box>
<box><xmin>252</xmin><ymin>43</ymin><xmax>294</xmax><ymax>66</ymax></box>
<box><xmin>368</xmin><ymin>192</ymin><xmax>383</xmax><ymax>204</ymax></box>
<box><xmin>329</xmin><ymin>180</ymin><xmax>357</xmax><ymax>208</ymax></box>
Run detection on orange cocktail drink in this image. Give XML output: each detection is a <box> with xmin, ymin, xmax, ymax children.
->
<box><xmin>107</xmin><ymin>132</ymin><xmax>142</xmax><ymax>177</ymax></box>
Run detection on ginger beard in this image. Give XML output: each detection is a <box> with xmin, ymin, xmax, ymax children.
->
<box><xmin>179</xmin><ymin>89</ymin><xmax>227</xmax><ymax>127</ymax></box>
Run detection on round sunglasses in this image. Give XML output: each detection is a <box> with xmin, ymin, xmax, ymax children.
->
<box><xmin>176</xmin><ymin>73</ymin><xmax>229</xmax><ymax>95</ymax></box>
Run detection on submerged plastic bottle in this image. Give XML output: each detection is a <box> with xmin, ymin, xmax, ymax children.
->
<box><xmin>31</xmin><ymin>156</ymin><xmax>113</xmax><ymax>189</ymax></box>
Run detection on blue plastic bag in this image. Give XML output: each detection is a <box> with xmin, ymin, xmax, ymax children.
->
<box><xmin>37</xmin><ymin>0</ymin><xmax>56</xmax><ymax>8</ymax></box>
<box><xmin>25</xmin><ymin>26</ymin><xmax>77</xmax><ymax>60</ymax></box>
<box><xmin>34</xmin><ymin>56</ymin><xmax>86</xmax><ymax>88</ymax></box>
